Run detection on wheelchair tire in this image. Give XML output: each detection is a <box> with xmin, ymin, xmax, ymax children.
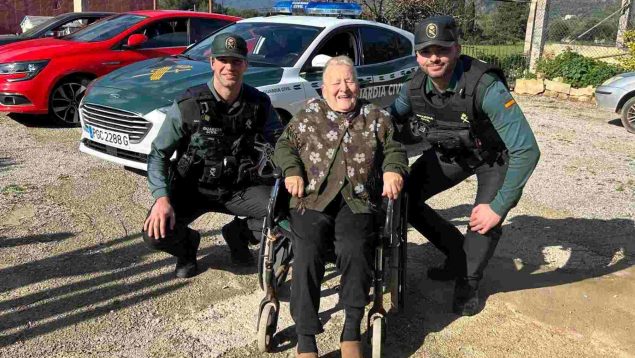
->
<box><xmin>257</xmin><ymin>302</ymin><xmax>278</xmax><ymax>352</ymax></box>
<box><xmin>371</xmin><ymin>316</ymin><xmax>385</xmax><ymax>358</ymax></box>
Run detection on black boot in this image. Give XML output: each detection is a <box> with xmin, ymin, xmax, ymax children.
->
<box><xmin>452</xmin><ymin>278</ymin><xmax>480</xmax><ymax>316</ymax></box>
<box><xmin>427</xmin><ymin>258</ymin><xmax>459</xmax><ymax>281</ymax></box>
<box><xmin>222</xmin><ymin>218</ymin><xmax>254</xmax><ymax>266</ymax></box>
<box><xmin>175</xmin><ymin>230</ymin><xmax>200</xmax><ymax>278</ymax></box>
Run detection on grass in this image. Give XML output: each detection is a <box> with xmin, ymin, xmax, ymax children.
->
<box><xmin>1</xmin><ymin>184</ymin><xmax>27</xmax><ymax>195</ymax></box>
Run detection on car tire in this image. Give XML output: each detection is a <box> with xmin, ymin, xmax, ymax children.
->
<box><xmin>620</xmin><ymin>96</ymin><xmax>635</xmax><ymax>134</ymax></box>
<box><xmin>49</xmin><ymin>76</ymin><xmax>91</xmax><ymax>127</ymax></box>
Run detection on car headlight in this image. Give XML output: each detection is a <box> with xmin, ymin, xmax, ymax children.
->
<box><xmin>0</xmin><ymin>60</ymin><xmax>49</xmax><ymax>82</ymax></box>
<box><xmin>157</xmin><ymin>105</ymin><xmax>171</xmax><ymax>114</ymax></box>
<box><xmin>602</xmin><ymin>76</ymin><xmax>623</xmax><ymax>86</ymax></box>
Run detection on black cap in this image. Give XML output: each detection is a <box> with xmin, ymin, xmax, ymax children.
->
<box><xmin>211</xmin><ymin>33</ymin><xmax>248</xmax><ymax>60</ymax></box>
<box><xmin>414</xmin><ymin>16</ymin><xmax>459</xmax><ymax>51</ymax></box>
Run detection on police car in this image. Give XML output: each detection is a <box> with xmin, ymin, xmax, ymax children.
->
<box><xmin>78</xmin><ymin>3</ymin><xmax>419</xmax><ymax>171</ymax></box>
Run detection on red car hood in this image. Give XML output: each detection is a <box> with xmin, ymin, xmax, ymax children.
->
<box><xmin>0</xmin><ymin>37</ymin><xmax>100</xmax><ymax>62</ymax></box>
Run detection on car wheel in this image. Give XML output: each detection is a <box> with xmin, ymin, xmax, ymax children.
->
<box><xmin>50</xmin><ymin>76</ymin><xmax>91</xmax><ymax>126</ymax></box>
<box><xmin>620</xmin><ymin>96</ymin><xmax>635</xmax><ymax>134</ymax></box>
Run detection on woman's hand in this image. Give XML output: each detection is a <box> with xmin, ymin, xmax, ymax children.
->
<box><xmin>285</xmin><ymin>176</ymin><xmax>305</xmax><ymax>198</ymax></box>
<box><xmin>382</xmin><ymin>172</ymin><xmax>404</xmax><ymax>200</ymax></box>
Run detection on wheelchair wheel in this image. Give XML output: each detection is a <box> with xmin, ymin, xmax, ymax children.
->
<box><xmin>257</xmin><ymin>302</ymin><xmax>278</xmax><ymax>352</ymax></box>
<box><xmin>371</xmin><ymin>316</ymin><xmax>385</xmax><ymax>358</ymax></box>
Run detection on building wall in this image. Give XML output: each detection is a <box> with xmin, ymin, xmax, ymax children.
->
<box><xmin>0</xmin><ymin>0</ymin><xmax>154</xmax><ymax>35</ymax></box>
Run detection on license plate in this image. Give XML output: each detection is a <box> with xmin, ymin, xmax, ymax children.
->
<box><xmin>85</xmin><ymin>125</ymin><xmax>130</xmax><ymax>149</ymax></box>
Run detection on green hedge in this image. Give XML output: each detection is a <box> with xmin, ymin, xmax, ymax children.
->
<box><xmin>536</xmin><ymin>50</ymin><xmax>622</xmax><ymax>88</ymax></box>
<box><xmin>477</xmin><ymin>53</ymin><xmax>529</xmax><ymax>81</ymax></box>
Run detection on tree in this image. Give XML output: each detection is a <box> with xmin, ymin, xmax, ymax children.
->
<box><xmin>548</xmin><ymin>19</ymin><xmax>573</xmax><ymax>42</ymax></box>
<box><xmin>480</xmin><ymin>2</ymin><xmax>530</xmax><ymax>44</ymax></box>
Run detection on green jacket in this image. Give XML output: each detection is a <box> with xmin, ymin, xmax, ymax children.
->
<box><xmin>274</xmin><ymin>98</ymin><xmax>409</xmax><ymax>214</ymax></box>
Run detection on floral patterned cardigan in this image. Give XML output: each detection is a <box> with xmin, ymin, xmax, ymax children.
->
<box><xmin>273</xmin><ymin>98</ymin><xmax>409</xmax><ymax>214</ymax></box>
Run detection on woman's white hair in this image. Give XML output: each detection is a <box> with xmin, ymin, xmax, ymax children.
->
<box><xmin>323</xmin><ymin>55</ymin><xmax>358</xmax><ymax>83</ymax></box>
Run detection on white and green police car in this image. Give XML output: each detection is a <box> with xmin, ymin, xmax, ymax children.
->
<box><xmin>78</xmin><ymin>13</ymin><xmax>419</xmax><ymax>171</ymax></box>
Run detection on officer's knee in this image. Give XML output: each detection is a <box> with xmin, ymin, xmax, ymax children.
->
<box><xmin>142</xmin><ymin>230</ymin><xmax>163</xmax><ymax>250</ymax></box>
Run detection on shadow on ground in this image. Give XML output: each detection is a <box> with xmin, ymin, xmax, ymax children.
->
<box><xmin>0</xmin><ymin>228</ymin><xmax>259</xmax><ymax>347</ymax></box>
<box><xmin>6</xmin><ymin>113</ymin><xmax>72</xmax><ymax>129</ymax></box>
<box><xmin>306</xmin><ymin>206</ymin><xmax>634</xmax><ymax>357</ymax></box>
<box><xmin>608</xmin><ymin>118</ymin><xmax>624</xmax><ymax>128</ymax></box>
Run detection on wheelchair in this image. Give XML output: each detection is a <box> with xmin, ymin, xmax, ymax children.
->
<box><xmin>256</xmin><ymin>169</ymin><xmax>408</xmax><ymax>357</ymax></box>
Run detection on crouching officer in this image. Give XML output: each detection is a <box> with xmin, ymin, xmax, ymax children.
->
<box><xmin>389</xmin><ymin>16</ymin><xmax>540</xmax><ymax>315</ymax></box>
<box><xmin>142</xmin><ymin>33</ymin><xmax>283</xmax><ymax>278</ymax></box>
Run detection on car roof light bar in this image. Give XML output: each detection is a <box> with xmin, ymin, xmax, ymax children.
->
<box><xmin>272</xmin><ymin>1</ymin><xmax>363</xmax><ymax>17</ymax></box>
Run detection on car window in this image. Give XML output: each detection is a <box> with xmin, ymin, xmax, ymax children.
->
<box><xmin>135</xmin><ymin>18</ymin><xmax>188</xmax><ymax>48</ymax></box>
<box><xmin>360</xmin><ymin>26</ymin><xmax>412</xmax><ymax>65</ymax></box>
<box><xmin>185</xmin><ymin>22</ymin><xmax>322</xmax><ymax>67</ymax></box>
<box><xmin>313</xmin><ymin>31</ymin><xmax>358</xmax><ymax>63</ymax></box>
<box><xmin>189</xmin><ymin>18</ymin><xmax>232</xmax><ymax>44</ymax></box>
<box><xmin>66</xmin><ymin>14</ymin><xmax>146</xmax><ymax>42</ymax></box>
<box><xmin>50</xmin><ymin>18</ymin><xmax>91</xmax><ymax>38</ymax></box>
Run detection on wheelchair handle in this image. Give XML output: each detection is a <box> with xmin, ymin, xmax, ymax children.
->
<box><xmin>272</xmin><ymin>167</ymin><xmax>283</xmax><ymax>179</ymax></box>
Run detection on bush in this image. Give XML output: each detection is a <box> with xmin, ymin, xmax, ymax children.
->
<box><xmin>473</xmin><ymin>53</ymin><xmax>529</xmax><ymax>81</ymax></box>
<box><xmin>536</xmin><ymin>50</ymin><xmax>622</xmax><ymax>87</ymax></box>
<box><xmin>620</xmin><ymin>30</ymin><xmax>635</xmax><ymax>71</ymax></box>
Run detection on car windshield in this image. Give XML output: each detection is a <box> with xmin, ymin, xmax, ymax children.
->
<box><xmin>185</xmin><ymin>22</ymin><xmax>323</xmax><ymax>67</ymax></box>
<box><xmin>20</xmin><ymin>17</ymin><xmax>57</xmax><ymax>37</ymax></box>
<box><xmin>65</xmin><ymin>14</ymin><xmax>146</xmax><ymax>42</ymax></box>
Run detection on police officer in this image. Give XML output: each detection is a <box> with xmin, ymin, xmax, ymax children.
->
<box><xmin>389</xmin><ymin>16</ymin><xmax>540</xmax><ymax>315</ymax></box>
<box><xmin>142</xmin><ymin>33</ymin><xmax>283</xmax><ymax>278</ymax></box>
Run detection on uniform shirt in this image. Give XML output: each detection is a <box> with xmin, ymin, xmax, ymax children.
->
<box><xmin>389</xmin><ymin>62</ymin><xmax>540</xmax><ymax>217</ymax></box>
<box><xmin>147</xmin><ymin>81</ymin><xmax>283</xmax><ymax>199</ymax></box>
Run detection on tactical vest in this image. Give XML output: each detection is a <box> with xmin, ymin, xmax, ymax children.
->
<box><xmin>173</xmin><ymin>83</ymin><xmax>270</xmax><ymax>199</ymax></box>
<box><xmin>408</xmin><ymin>55</ymin><xmax>507</xmax><ymax>165</ymax></box>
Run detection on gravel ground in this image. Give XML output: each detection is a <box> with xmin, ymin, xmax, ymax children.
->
<box><xmin>0</xmin><ymin>94</ymin><xmax>633</xmax><ymax>358</ymax></box>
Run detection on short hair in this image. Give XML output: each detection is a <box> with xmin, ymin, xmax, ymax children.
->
<box><xmin>323</xmin><ymin>55</ymin><xmax>358</xmax><ymax>83</ymax></box>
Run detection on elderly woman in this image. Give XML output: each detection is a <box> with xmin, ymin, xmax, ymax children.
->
<box><xmin>273</xmin><ymin>56</ymin><xmax>409</xmax><ymax>358</ymax></box>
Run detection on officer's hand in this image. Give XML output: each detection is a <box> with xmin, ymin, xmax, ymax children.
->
<box><xmin>382</xmin><ymin>172</ymin><xmax>404</xmax><ymax>200</ymax></box>
<box><xmin>143</xmin><ymin>196</ymin><xmax>175</xmax><ymax>239</ymax></box>
<box><xmin>469</xmin><ymin>204</ymin><xmax>501</xmax><ymax>235</ymax></box>
<box><xmin>284</xmin><ymin>176</ymin><xmax>304</xmax><ymax>198</ymax></box>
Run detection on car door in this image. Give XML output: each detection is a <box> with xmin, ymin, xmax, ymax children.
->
<box><xmin>188</xmin><ymin>17</ymin><xmax>234</xmax><ymax>45</ymax></box>
<box><xmin>357</xmin><ymin>25</ymin><xmax>418</xmax><ymax>108</ymax></box>
<box><xmin>300</xmin><ymin>27</ymin><xmax>361</xmax><ymax>98</ymax></box>
<box><xmin>115</xmin><ymin>17</ymin><xmax>190</xmax><ymax>68</ymax></box>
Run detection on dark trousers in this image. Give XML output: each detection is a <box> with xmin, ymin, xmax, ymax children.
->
<box><xmin>407</xmin><ymin>148</ymin><xmax>509</xmax><ymax>283</ymax></box>
<box><xmin>142</xmin><ymin>184</ymin><xmax>271</xmax><ymax>259</ymax></box>
<box><xmin>289</xmin><ymin>195</ymin><xmax>375</xmax><ymax>335</ymax></box>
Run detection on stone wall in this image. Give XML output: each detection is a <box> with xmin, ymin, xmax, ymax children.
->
<box><xmin>514</xmin><ymin>78</ymin><xmax>596</xmax><ymax>102</ymax></box>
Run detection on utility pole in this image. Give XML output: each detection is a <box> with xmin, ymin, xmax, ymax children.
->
<box><xmin>616</xmin><ymin>0</ymin><xmax>635</xmax><ymax>48</ymax></box>
<box><xmin>73</xmin><ymin>0</ymin><xmax>88</xmax><ymax>12</ymax></box>
<box><xmin>524</xmin><ymin>0</ymin><xmax>550</xmax><ymax>72</ymax></box>
<box><xmin>209</xmin><ymin>0</ymin><xmax>214</xmax><ymax>13</ymax></box>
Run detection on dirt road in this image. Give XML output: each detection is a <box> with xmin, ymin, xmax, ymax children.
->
<box><xmin>0</xmin><ymin>95</ymin><xmax>633</xmax><ymax>358</ymax></box>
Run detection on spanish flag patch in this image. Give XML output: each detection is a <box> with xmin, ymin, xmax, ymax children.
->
<box><xmin>504</xmin><ymin>99</ymin><xmax>516</xmax><ymax>109</ymax></box>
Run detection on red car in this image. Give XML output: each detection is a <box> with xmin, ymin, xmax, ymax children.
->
<box><xmin>0</xmin><ymin>10</ymin><xmax>239</xmax><ymax>124</ymax></box>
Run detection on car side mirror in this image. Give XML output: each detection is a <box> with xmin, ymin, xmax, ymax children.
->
<box><xmin>44</xmin><ymin>30</ymin><xmax>55</xmax><ymax>38</ymax></box>
<box><xmin>125</xmin><ymin>34</ymin><xmax>148</xmax><ymax>49</ymax></box>
<box><xmin>311</xmin><ymin>54</ymin><xmax>332</xmax><ymax>68</ymax></box>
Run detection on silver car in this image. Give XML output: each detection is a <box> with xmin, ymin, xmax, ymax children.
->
<box><xmin>596</xmin><ymin>72</ymin><xmax>635</xmax><ymax>133</ymax></box>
